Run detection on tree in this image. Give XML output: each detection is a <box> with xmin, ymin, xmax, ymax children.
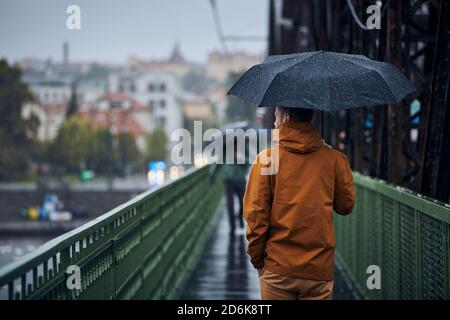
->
<box><xmin>225</xmin><ymin>71</ymin><xmax>256</xmax><ymax>123</ymax></box>
<box><xmin>50</xmin><ymin>116</ymin><xmax>92</xmax><ymax>173</ymax></box>
<box><xmin>89</xmin><ymin>126</ymin><xmax>114</xmax><ymax>174</ymax></box>
<box><xmin>0</xmin><ymin>59</ymin><xmax>37</xmax><ymax>181</ymax></box>
<box><xmin>145</xmin><ymin>128</ymin><xmax>168</xmax><ymax>161</ymax></box>
<box><xmin>117</xmin><ymin>132</ymin><xmax>140</xmax><ymax>175</ymax></box>
<box><xmin>65</xmin><ymin>82</ymin><xmax>78</xmax><ymax>118</ymax></box>
<box><xmin>49</xmin><ymin>118</ymin><xmax>143</xmax><ymax>176</ymax></box>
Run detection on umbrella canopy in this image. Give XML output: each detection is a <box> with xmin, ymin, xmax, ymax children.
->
<box><xmin>228</xmin><ymin>51</ymin><xmax>416</xmax><ymax>111</ymax></box>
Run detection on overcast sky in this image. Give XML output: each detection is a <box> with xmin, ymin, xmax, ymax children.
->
<box><xmin>0</xmin><ymin>0</ymin><xmax>268</xmax><ymax>64</ymax></box>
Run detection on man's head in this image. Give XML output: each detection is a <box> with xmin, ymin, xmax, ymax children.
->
<box><xmin>274</xmin><ymin>106</ymin><xmax>314</xmax><ymax>128</ymax></box>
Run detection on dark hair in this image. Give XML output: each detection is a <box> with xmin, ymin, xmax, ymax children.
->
<box><xmin>282</xmin><ymin>107</ymin><xmax>314</xmax><ymax>123</ymax></box>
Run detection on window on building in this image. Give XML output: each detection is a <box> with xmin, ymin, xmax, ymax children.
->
<box><xmin>148</xmin><ymin>83</ymin><xmax>154</xmax><ymax>92</ymax></box>
<box><xmin>160</xmin><ymin>100</ymin><xmax>166</xmax><ymax>109</ymax></box>
<box><xmin>111</xmin><ymin>101</ymin><xmax>122</xmax><ymax>109</ymax></box>
<box><xmin>160</xmin><ymin>83</ymin><xmax>166</xmax><ymax>92</ymax></box>
<box><xmin>148</xmin><ymin>100</ymin><xmax>154</xmax><ymax>112</ymax></box>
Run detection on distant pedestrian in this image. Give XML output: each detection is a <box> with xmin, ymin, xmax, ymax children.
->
<box><xmin>210</xmin><ymin>143</ymin><xmax>249</xmax><ymax>233</ymax></box>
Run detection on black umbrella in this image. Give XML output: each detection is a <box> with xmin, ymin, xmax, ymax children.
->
<box><xmin>228</xmin><ymin>51</ymin><xmax>416</xmax><ymax>111</ymax></box>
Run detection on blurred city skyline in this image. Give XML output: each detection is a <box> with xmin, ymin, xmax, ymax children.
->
<box><xmin>0</xmin><ymin>0</ymin><xmax>268</xmax><ymax>64</ymax></box>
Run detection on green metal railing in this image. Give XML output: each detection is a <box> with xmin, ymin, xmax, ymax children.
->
<box><xmin>0</xmin><ymin>165</ymin><xmax>223</xmax><ymax>300</ymax></box>
<box><xmin>335</xmin><ymin>172</ymin><xmax>450</xmax><ymax>300</ymax></box>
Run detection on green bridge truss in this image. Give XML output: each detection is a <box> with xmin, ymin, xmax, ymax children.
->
<box><xmin>0</xmin><ymin>165</ymin><xmax>223</xmax><ymax>299</ymax></box>
<box><xmin>0</xmin><ymin>166</ymin><xmax>449</xmax><ymax>299</ymax></box>
<box><xmin>336</xmin><ymin>173</ymin><xmax>450</xmax><ymax>299</ymax></box>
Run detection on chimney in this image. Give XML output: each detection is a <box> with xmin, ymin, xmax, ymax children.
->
<box><xmin>63</xmin><ymin>41</ymin><xmax>69</xmax><ymax>65</ymax></box>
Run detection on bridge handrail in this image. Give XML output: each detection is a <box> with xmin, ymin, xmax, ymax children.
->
<box><xmin>0</xmin><ymin>182</ymin><xmax>156</xmax><ymax>282</ymax></box>
<box><xmin>336</xmin><ymin>172</ymin><xmax>450</xmax><ymax>300</ymax></box>
<box><xmin>353</xmin><ymin>172</ymin><xmax>450</xmax><ymax>223</ymax></box>
<box><xmin>0</xmin><ymin>164</ymin><xmax>223</xmax><ymax>299</ymax></box>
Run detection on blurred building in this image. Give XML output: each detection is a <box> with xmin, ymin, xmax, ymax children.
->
<box><xmin>205</xmin><ymin>51</ymin><xmax>263</xmax><ymax>83</ymax></box>
<box><xmin>126</xmin><ymin>43</ymin><xmax>191</xmax><ymax>78</ymax></box>
<box><xmin>16</xmin><ymin>41</ymin><xmax>263</xmax><ymax>148</ymax></box>
<box><xmin>21</xmin><ymin>70</ymin><xmax>72</xmax><ymax>141</ymax></box>
<box><xmin>76</xmin><ymin>77</ymin><xmax>109</xmax><ymax>104</ymax></box>
<box><xmin>21</xmin><ymin>102</ymin><xmax>68</xmax><ymax>141</ymax></box>
<box><xmin>78</xmin><ymin>92</ymin><xmax>149</xmax><ymax>151</ymax></box>
<box><xmin>109</xmin><ymin>70</ymin><xmax>183</xmax><ymax>141</ymax></box>
<box><xmin>27</xmin><ymin>79</ymin><xmax>71</xmax><ymax>104</ymax></box>
<box><xmin>182</xmin><ymin>94</ymin><xmax>214</xmax><ymax>128</ymax></box>
<box><xmin>182</xmin><ymin>98</ymin><xmax>212</xmax><ymax>120</ymax></box>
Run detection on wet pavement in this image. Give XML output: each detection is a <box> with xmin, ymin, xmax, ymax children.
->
<box><xmin>180</xmin><ymin>201</ymin><xmax>358</xmax><ymax>300</ymax></box>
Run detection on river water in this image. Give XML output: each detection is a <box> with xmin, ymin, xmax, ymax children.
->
<box><xmin>0</xmin><ymin>237</ymin><xmax>50</xmax><ymax>268</ymax></box>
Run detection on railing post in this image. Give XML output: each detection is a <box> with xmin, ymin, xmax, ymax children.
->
<box><xmin>394</xmin><ymin>197</ymin><xmax>400</xmax><ymax>299</ymax></box>
<box><xmin>415</xmin><ymin>209</ymin><xmax>422</xmax><ymax>299</ymax></box>
<box><xmin>60</xmin><ymin>247</ymin><xmax>71</xmax><ymax>299</ymax></box>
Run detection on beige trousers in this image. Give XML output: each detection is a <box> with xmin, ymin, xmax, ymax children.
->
<box><xmin>259</xmin><ymin>268</ymin><xmax>334</xmax><ymax>300</ymax></box>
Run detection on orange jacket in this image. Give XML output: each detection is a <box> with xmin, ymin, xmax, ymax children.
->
<box><xmin>243</xmin><ymin>122</ymin><xmax>355</xmax><ymax>280</ymax></box>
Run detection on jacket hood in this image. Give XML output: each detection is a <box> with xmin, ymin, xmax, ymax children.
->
<box><xmin>277</xmin><ymin>122</ymin><xmax>323</xmax><ymax>154</ymax></box>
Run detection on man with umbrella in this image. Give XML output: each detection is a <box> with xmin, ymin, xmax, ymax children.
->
<box><xmin>229</xmin><ymin>51</ymin><xmax>415</xmax><ymax>300</ymax></box>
